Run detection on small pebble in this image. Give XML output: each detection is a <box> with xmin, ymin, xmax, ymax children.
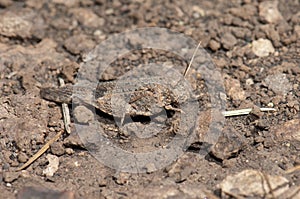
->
<box><xmin>70</xmin><ymin>8</ymin><xmax>105</xmax><ymax>28</ymax></box>
<box><xmin>43</xmin><ymin>154</ymin><xmax>59</xmax><ymax>177</ymax></box>
<box><xmin>264</xmin><ymin>73</ymin><xmax>292</xmax><ymax>95</ymax></box>
<box><xmin>208</xmin><ymin>39</ymin><xmax>220</xmax><ymax>51</ymax></box>
<box><xmin>221</xmin><ymin>33</ymin><xmax>237</xmax><ymax>50</ymax></box>
<box><xmin>252</xmin><ymin>38</ymin><xmax>275</xmax><ymax>57</ymax></box>
<box><xmin>63</xmin><ymin>133</ymin><xmax>84</xmax><ymax>148</ymax></box>
<box><xmin>51</xmin><ymin>142</ymin><xmax>65</xmax><ymax>156</ymax></box>
<box><xmin>64</xmin><ymin>34</ymin><xmax>95</xmax><ymax>55</ymax></box>
<box><xmin>20</xmin><ymin>170</ymin><xmax>30</xmax><ymax>178</ymax></box>
<box><xmin>224</xmin><ymin>75</ymin><xmax>246</xmax><ymax>101</ymax></box>
<box><xmin>17</xmin><ymin>152</ymin><xmax>28</xmax><ymax>163</ymax></box>
<box><xmin>3</xmin><ymin>171</ymin><xmax>19</xmax><ymax>183</ymax></box>
<box><xmin>267</xmin><ymin>102</ymin><xmax>274</xmax><ymax>107</ymax></box>
<box><xmin>259</xmin><ymin>1</ymin><xmax>283</xmax><ymax>24</ymax></box>
<box><xmin>74</xmin><ymin>161</ymin><xmax>80</xmax><ymax>167</ymax></box>
<box><xmin>105</xmin><ymin>8</ymin><xmax>114</xmax><ymax>15</ymax></box>
<box><xmin>73</xmin><ymin>105</ymin><xmax>94</xmax><ymax>123</ymax></box>
<box><xmin>65</xmin><ymin>148</ymin><xmax>74</xmax><ymax>155</ymax></box>
<box><xmin>245</xmin><ymin>78</ymin><xmax>254</xmax><ymax>86</ymax></box>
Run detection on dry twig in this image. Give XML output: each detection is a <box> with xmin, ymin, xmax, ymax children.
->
<box><xmin>58</xmin><ymin>78</ymin><xmax>71</xmax><ymax>134</ymax></box>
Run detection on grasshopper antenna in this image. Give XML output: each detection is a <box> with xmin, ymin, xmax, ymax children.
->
<box><xmin>183</xmin><ymin>41</ymin><xmax>201</xmax><ymax>77</ymax></box>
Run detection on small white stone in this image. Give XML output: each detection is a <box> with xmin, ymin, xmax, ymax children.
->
<box><xmin>267</xmin><ymin>102</ymin><xmax>274</xmax><ymax>108</ymax></box>
<box><xmin>252</xmin><ymin>38</ymin><xmax>275</xmax><ymax>57</ymax></box>
<box><xmin>43</xmin><ymin>154</ymin><xmax>59</xmax><ymax>177</ymax></box>
<box><xmin>93</xmin><ymin>29</ymin><xmax>103</xmax><ymax>36</ymax></box>
<box><xmin>259</xmin><ymin>1</ymin><xmax>283</xmax><ymax>24</ymax></box>
<box><xmin>74</xmin><ymin>161</ymin><xmax>80</xmax><ymax>167</ymax></box>
<box><xmin>93</xmin><ymin>29</ymin><xmax>106</xmax><ymax>40</ymax></box>
<box><xmin>105</xmin><ymin>8</ymin><xmax>114</xmax><ymax>15</ymax></box>
<box><xmin>65</xmin><ymin>148</ymin><xmax>74</xmax><ymax>155</ymax></box>
<box><xmin>246</xmin><ymin>78</ymin><xmax>254</xmax><ymax>86</ymax></box>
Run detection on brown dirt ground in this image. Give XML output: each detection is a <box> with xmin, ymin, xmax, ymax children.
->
<box><xmin>0</xmin><ymin>0</ymin><xmax>299</xmax><ymax>198</ymax></box>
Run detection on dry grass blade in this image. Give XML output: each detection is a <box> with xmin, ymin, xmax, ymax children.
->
<box><xmin>183</xmin><ymin>41</ymin><xmax>201</xmax><ymax>77</ymax></box>
<box><xmin>16</xmin><ymin>131</ymin><xmax>64</xmax><ymax>171</ymax></box>
<box><xmin>222</xmin><ymin>107</ymin><xmax>276</xmax><ymax>117</ymax></box>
